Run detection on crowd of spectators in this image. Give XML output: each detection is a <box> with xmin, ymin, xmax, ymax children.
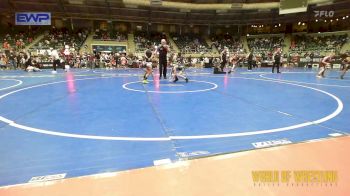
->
<box><xmin>93</xmin><ymin>29</ymin><xmax>127</xmax><ymax>42</ymax></box>
<box><xmin>134</xmin><ymin>32</ymin><xmax>169</xmax><ymax>52</ymax></box>
<box><xmin>0</xmin><ymin>50</ymin><xmax>39</xmax><ymax>70</ymax></box>
<box><xmin>211</xmin><ymin>34</ymin><xmax>243</xmax><ymax>53</ymax></box>
<box><xmin>2</xmin><ymin>27</ymin><xmax>350</xmax><ymax>70</ymax></box>
<box><xmin>34</xmin><ymin>27</ymin><xmax>88</xmax><ymax>52</ymax></box>
<box><xmin>247</xmin><ymin>36</ymin><xmax>284</xmax><ymax>53</ymax></box>
<box><xmin>290</xmin><ymin>34</ymin><xmax>348</xmax><ymax>53</ymax></box>
<box><xmin>0</xmin><ymin>50</ymin><xmax>118</xmax><ymax>70</ymax></box>
<box><xmin>1</xmin><ymin>29</ymin><xmax>38</xmax><ymax>51</ymax></box>
<box><xmin>171</xmin><ymin>33</ymin><xmax>210</xmax><ymax>54</ymax></box>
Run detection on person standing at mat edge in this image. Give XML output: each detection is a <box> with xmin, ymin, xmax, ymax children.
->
<box><xmin>158</xmin><ymin>39</ymin><xmax>170</xmax><ymax>79</ymax></box>
<box><xmin>247</xmin><ymin>49</ymin><xmax>253</xmax><ymax>71</ymax></box>
<box><xmin>272</xmin><ymin>47</ymin><xmax>282</xmax><ymax>73</ymax></box>
<box><xmin>340</xmin><ymin>53</ymin><xmax>350</xmax><ymax>79</ymax></box>
<box><xmin>220</xmin><ymin>47</ymin><xmax>228</xmax><ymax>72</ymax></box>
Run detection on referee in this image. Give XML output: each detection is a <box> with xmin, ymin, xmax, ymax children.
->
<box><xmin>220</xmin><ymin>47</ymin><xmax>228</xmax><ymax>72</ymax></box>
<box><xmin>158</xmin><ymin>39</ymin><xmax>170</xmax><ymax>79</ymax></box>
<box><xmin>247</xmin><ymin>49</ymin><xmax>253</xmax><ymax>71</ymax></box>
<box><xmin>272</xmin><ymin>47</ymin><xmax>282</xmax><ymax>73</ymax></box>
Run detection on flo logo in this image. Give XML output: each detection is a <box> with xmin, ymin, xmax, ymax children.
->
<box><xmin>314</xmin><ymin>10</ymin><xmax>335</xmax><ymax>18</ymax></box>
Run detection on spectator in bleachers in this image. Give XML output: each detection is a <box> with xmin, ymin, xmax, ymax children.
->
<box><xmin>93</xmin><ymin>29</ymin><xmax>127</xmax><ymax>42</ymax></box>
<box><xmin>134</xmin><ymin>32</ymin><xmax>169</xmax><ymax>53</ymax></box>
<box><xmin>8</xmin><ymin>51</ymin><xmax>16</xmax><ymax>69</ymax></box>
<box><xmin>2</xmin><ymin>40</ymin><xmax>10</xmax><ymax>51</ymax></box>
<box><xmin>291</xmin><ymin>34</ymin><xmax>348</xmax><ymax>54</ymax></box>
<box><xmin>171</xmin><ymin>33</ymin><xmax>209</xmax><ymax>54</ymax></box>
<box><xmin>1</xmin><ymin>29</ymin><xmax>39</xmax><ymax>52</ymax></box>
<box><xmin>247</xmin><ymin>36</ymin><xmax>284</xmax><ymax>53</ymax></box>
<box><xmin>35</xmin><ymin>27</ymin><xmax>88</xmax><ymax>52</ymax></box>
<box><xmin>211</xmin><ymin>34</ymin><xmax>243</xmax><ymax>53</ymax></box>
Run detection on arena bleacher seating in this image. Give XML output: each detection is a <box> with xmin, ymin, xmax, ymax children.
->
<box><xmin>247</xmin><ymin>36</ymin><xmax>285</xmax><ymax>53</ymax></box>
<box><xmin>93</xmin><ymin>29</ymin><xmax>127</xmax><ymax>42</ymax></box>
<box><xmin>171</xmin><ymin>33</ymin><xmax>210</xmax><ymax>54</ymax></box>
<box><xmin>134</xmin><ymin>32</ymin><xmax>168</xmax><ymax>52</ymax></box>
<box><xmin>34</xmin><ymin>27</ymin><xmax>88</xmax><ymax>51</ymax></box>
<box><xmin>211</xmin><ymin>34</ymin><xmax>243</xmax><ymax>52</ymax></box>
<box><xmin>290</xmin><ymin>34</ymin><xmax>348</xmax><ymax>53</ymax></box>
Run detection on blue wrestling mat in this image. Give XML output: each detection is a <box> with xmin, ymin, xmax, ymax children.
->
<box><xmin>0</xmin><ymin>68</ymin><xmax>349</xmax><ymax>186</ymax></box>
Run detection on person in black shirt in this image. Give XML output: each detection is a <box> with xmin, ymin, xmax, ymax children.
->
<box><xmin>272</xmin><ymin>47</ymin><xmax>282</xmax><ymax>73</ymax></box>
<box><xmin>220</xmin><ymin>47</ymin><xmax>228</xmax><ymax>72</ymax></box>
<box><xmin>213</xmin><ymin>57</ymin><xmax>231</xmax><ymax>74</ymax></box>
<box><xmin>8</xmin><ymin>51</ymin><xmax>16</xmax><ymax>70</ymax></box>
<box><xmin>340</xmin><ymin>53</ymin><xmax>350</xmax><ymax>79</ymax></box>
<box><xmin>247</xmin><ymin>50</ymin><xmax>254</xmax><ymax>71</ymax></box>
<box><xmin>16</xmin><ymin>53</ymin><xmax>22</xmax><ymax>69</ymax></box>
<box><xmin>95</xmin><ymin>52</ymin><xmax>101</xmax><ymax>68</ymax></box>
<box><xmin>310</xmin><ymin>52</ymin><xmax>314</xmax><ymax>67</ymax></box>
<box><xmin>187</xmin><ymin>55</ymin><xmax>192</xmax><ymax>67</ymax></box>
<box><xmin>158</xmin><ymin>39</ymin><xmax>170</xmax><ymax>79</ymax></box>
<box><xmin>24</xmin><ymin>52</ymin><xmax>32</xmax><ymax>70</ymax></box>
<box><xmin>208</xmin><ymin>57</ymin><xmax>213</xmax><ymax>67</ymax></box>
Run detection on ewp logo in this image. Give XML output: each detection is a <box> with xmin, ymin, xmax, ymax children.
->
<box><xmin>314</xmin><ymin>10</ymin><xmax>334</xmax><ymax>18</ymax></box>
<box><xmin>16</xmin><ymin>12</ymin><xmax>51</xmax><ymax>26</ymax></box>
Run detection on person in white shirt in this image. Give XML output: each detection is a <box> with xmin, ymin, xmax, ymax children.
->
<box><xmin>120</xmin><ymin>53</ymin><xmax>127</xmax><ymax>67</ymax></box>
<box><xmin>204</xmin><ymin>57</ymin><xmax>209</xmax><ymax>67</ymax></box>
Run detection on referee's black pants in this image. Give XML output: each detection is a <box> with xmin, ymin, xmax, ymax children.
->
<box><xmin>248</xmin><ymin>61</ymin><xmax>253</xmax><ymax>70</ymax></box>
<box><xmin>53</xmin><ymin>59</ymin><xmax>61</xmax><ymax>71</ymax></box>
<box><xmin>220</xmin><ymin>61</ymin><xmax>226</xmax><ymax>71</ymax></box>
<box><xmin>272</xmin><ymin>61</ymin><xmax>280</xmax><ymax>73</ymax></box>
<box><xmin>159</xmin><ymin>60</ymin><xmax>167</xmax><ymax>78</ymax></box>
